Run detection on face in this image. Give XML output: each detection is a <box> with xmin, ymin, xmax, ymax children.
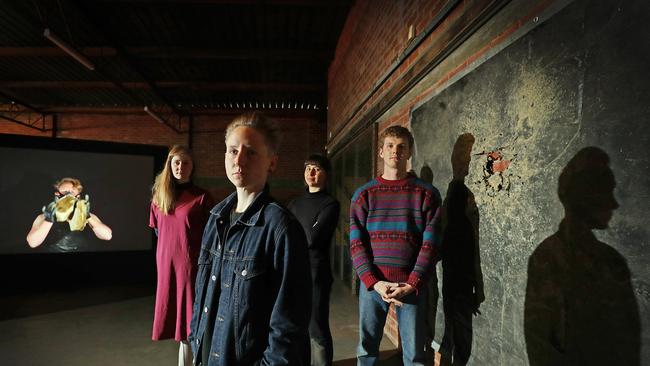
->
<box><xmin>170</xmin><ymin>154</ymin><xmax>193</xmax><ymax>183</ymax></box>
<box><xmin>379</xmin><ymin>135</ymin><xmax>411</xmax><ymax>172</ymax></box>
<box><xmin>304</xmin><ymin>164</ymin><xmax>327</xmax><ymax>189</ymax></box>
<box><xmin>56</xmin><ymin>182</ymin><xmax>80</xmax><ymax>197</ymax></box>
<box><xmin>225</xmin><ymin>126</ymin><xmax>278</xmax><ymax>192</ymax></box>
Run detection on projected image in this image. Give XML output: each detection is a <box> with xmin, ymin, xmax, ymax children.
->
<box><xmin>0</xmin><ymin>137</ymin><xmax>160</xmax><ymax>254</ymax></box>
<box><xmin>26</xmin><ymin>177</ymin><xmax>113</xmax><ymax>252</ymax></box>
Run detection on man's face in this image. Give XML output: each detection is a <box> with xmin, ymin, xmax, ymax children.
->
<box><xmin>170</xmin><ymin>154</ymin><xmax>193</xmax><ymax>183</ymax></box>
<box><xmin>379</xmin><ymin>135</ymin><xmax>411</xmax><ymax>172</ymax></box>
<box><xmin>225</xmin><ymin>126</ymin><xmax>278</xmax><ymax>192</ymax></box>
<box><xmin>304</xmin><ymin>164</ymin><xmax>327</xmax><ymax>190</ymax></box>
<box><xmin>56</xmin><ymin>182</ymin><xmax>80</xmax><ymax>198</ymax></box>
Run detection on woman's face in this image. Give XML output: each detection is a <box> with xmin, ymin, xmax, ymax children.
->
<box><xmin>304</xmin><ymin>164</ymin><xmax>327</xmax><ymax>190</ymax></box>
<box><xmin>224</xmin><ymin>126</ymin><xmax>277</xmax><ymax>193</ymax></box>
<box><xmin>170</xmin><ymin>154</ymin><xmax>193</xmax><ymax>183</ymax></box>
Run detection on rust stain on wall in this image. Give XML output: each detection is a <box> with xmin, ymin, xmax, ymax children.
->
<box><xmin>476</xmin><ymin>147</ymin><xmax>516</xmax><ymax>195</ymax></box>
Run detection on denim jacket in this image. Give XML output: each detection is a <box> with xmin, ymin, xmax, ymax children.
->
<box><xmin>189</xmin><ymin>187</ymin><xmax>311</xmax><ymax>365</ymax></box>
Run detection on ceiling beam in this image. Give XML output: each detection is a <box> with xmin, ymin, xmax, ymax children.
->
<box><xmin>0</xmin><ymin>81</ymin><xmax>321</xmax><ymax>92</ymax></box>
<box><xmin>0</xmin><ymin>91</ymin><xmax>46</xmax><ymax>114</ymax></box>
<box><xmin>89</xmin><ymin>0</ymin><xmax>350</xmax><ymax>7</ymax></box>
<box><xmin>69</xmin><ymin>1</ymin><xmax>185</xmax><ymax>119</ymax></box>
<box><xmin>0</xmin><ymin>47</ymin><xmax>329</xmax><ymax>61</ymax></box>
<box><xmin>0</xmin><ymin>90</ymin><xmax>50</xmax><ymax>131</ymax></box>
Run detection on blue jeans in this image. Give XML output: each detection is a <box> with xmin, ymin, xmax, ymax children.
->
<box><xmin>357</xmin><ymin>287</ymin><xmax>428</xmax><ymax>366</ymax></box>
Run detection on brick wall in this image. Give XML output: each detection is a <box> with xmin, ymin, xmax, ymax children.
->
<box><xmin>327</xmin><ymin>0</ymin><xmax>446</xmax><ymax>139</ymax></box>
<box><xmin>0</xmin><ymin>109</ymin><xmax>325</xmax><ymax>204</ymax></box>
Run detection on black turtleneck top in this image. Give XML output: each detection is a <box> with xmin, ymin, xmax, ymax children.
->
<box><xmin>287</xmin><ymin>189</ymin><xmax>340</xmax><ymax>279</ymax></box>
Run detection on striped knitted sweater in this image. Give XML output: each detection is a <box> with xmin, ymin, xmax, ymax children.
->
<box><xmin>350</xmin><ymin>175</ymin><xmax>442</xmax><ymax>292</ymax></box>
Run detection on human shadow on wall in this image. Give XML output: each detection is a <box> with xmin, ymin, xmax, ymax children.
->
<box><xmin>524</xmin><ymin>147</ymin><xmax>640</xmax><ymax>366</ymax></box>
<box><xmin>419</xmin><ymin>164</ymin><xmax>441</xmax><ymax>349</ymax></box>
<box><xmin>438</xmin><ymin>133</ymin><xmax>485</xmax><ymax>366</ymax></box>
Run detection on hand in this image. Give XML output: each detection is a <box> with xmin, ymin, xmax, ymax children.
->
<box><xmin>42</xmin><ymin>201</ymin><xmax>57</xmax><ymax>222</ymax></box>
<box><xmin>374</xmin><ymin>281</ymin><xmax>413</xmax><ymax>307</ymax></box>
<box><xmin>384</xmin><ymin>283</ymin><xmax>415</xmax><ymax>301</ymax></box>
<box><xmin>81</xmin><ymin>194</ymin><xmax>91</xmax><ymax>218</ymax></box>
<box><xmin>472</xmin><ymin>290</ymin><xmax>485</xmax><ymax>316</ymax></box>
<box><xmin>373</xmin><ymin>281</ymin><xmax>399</xmax><ymax>298</ymax></box>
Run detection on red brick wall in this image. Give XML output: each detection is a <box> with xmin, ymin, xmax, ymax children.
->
<box><xmin>328</xmin><ymin>0</ymin><xmax>446</xmax><ymax>137</ymax></box>
<box><xmin>0</xmin><ymin>110</ymin><xmax>325</xmax><ymax>205</ymax></box>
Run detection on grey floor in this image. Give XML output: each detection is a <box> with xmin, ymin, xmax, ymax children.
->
<box><xmin>0</xmin><ymin>279</ymin><xmax>398</xmax><ymax>366</ymax></box>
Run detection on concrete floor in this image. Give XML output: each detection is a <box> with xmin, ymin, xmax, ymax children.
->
<box><xmin>0</xmin><ymin>279</ymin><xmax>401</xmax><ymax>365</ymax></box>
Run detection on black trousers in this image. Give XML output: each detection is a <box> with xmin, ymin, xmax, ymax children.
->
<box><xmin>309</xmin><ymin>274</ymin><xmax>333</xmax><ymax>366</ymax></box>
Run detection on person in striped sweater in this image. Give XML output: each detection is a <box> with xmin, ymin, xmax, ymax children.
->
<box><xmin>350</xmin><ymin>125</ymin><xmax>442</xmax><ymax>366</ymax></box>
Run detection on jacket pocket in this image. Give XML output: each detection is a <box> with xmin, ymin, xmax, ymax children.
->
<box><xmin>232</xmin><ymin>259</ymin><xmax>269</xmax><ymax>360</ymax></box>
<box><xmin>233</xmin><ymin>260</ymin><xmax>265</xmax><ymax>280</ymax></box>
<box><xmin>232</xmin><ymin>260</ymin><xmax>267</xmax><ymax>305</ymax></box>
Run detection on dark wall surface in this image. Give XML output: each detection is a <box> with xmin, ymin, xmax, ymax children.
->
<box><xmin>411</xmin><ymin>0</ymin><xmax>649</xmax><ymax>364</ymax></box>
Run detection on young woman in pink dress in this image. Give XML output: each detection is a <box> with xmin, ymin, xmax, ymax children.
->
<box><xmin>150</xmin><ymin>145</ymin><xmax>213</xmax><ymax>365</ymax></box>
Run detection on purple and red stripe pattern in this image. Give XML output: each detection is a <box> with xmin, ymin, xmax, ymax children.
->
<box><xmin>350</xmin><ymin>175</ymin><xmax>442</xmax><ymax>292</ymax></box>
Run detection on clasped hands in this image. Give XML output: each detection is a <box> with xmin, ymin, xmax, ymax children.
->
<box><xmin>373</xmin><ymin>281</ymin><xmax>415</xmax><ymax>307</ymax></box>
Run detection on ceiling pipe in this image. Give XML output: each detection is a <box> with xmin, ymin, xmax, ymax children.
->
<box><xmin>144</xmin><ymin>105</ymin><xmax>181</xmax><ymax>134</ymax></box>
<box><xmin>144</xmin><ymin>105</ymin><xmax>165</xmax><ymax>125</ymax></box>
<box><xmin>43</xmin><ymin>28</ymin><xmax>96</xmax><ymax>71</ymax></box>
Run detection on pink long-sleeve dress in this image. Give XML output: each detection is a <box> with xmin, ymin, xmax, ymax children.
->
<box><xmin>149</xmin><ymin>183</ymin><xmax>212</xmax><ymax>341</ymax></box>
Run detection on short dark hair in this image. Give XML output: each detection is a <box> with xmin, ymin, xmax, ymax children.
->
<box><xmin>304</xmin><ymin>154</ymin><xmax>331</xmax><ymax>174</ymax></box>
<box><xmin>379</xmin><ymin>125</ymin><xmax>414</xmax><ymax>149</ymax></box>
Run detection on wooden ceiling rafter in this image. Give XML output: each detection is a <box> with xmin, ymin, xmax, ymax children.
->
<box><xmin>0</xmin><ymin>46</ymin><xmax>330</xmax><ymax>61</ymax></box>
<box><xmin>68</xmin><ymin>0</ymin><xmax>186</xmax><ymax>133</ymax></box>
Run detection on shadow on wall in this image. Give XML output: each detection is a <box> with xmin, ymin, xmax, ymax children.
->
<box><xmin>419</xmin><ymin>163</ymin><xmax>441</xmax><ymax>348</ymax></box>
<box><xmin>524</xmin><ymin>147</ymin><xmax>640</xmax><ymax>365</ymax></box>
<box><xmin>438</xmin><ymin>133</ymin><xmax>485</xmax><ymax>366</ymax></box>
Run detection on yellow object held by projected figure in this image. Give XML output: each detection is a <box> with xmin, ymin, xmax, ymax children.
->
<box><xmin>54</xmin><ymin>195</ymin><xmax>76</xmax><ymax>222</ymax></box>
<box><xmin>68</xmin><ymin>195</ymin><xmax>90</xmax><ymax>231</ymax></box>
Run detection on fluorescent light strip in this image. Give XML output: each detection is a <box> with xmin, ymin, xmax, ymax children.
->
<box><xmin>43</xmin><ymin>28</ymin><xmax>95</xmax><ymax>71</ymax></box>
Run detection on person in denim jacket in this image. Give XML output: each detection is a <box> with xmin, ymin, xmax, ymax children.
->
<box><xmin>189</xmin><ymin>112</ymin><xmax>311</xmax><ymax>365</ymax></box>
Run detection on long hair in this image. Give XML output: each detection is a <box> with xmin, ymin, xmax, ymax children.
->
<box><xmin>152</xmin><ymin>145</ymin><xmax>193</xmax><ymax>214</ymax></box>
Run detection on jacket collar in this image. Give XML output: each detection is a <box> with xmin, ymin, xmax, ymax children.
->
<box><xmin>210</xmin><ymin>185</ymin><xmax>271</xmax><ymax>226</ymax></box>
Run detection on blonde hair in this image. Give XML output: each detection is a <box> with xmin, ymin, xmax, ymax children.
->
<box><xmin>54</xmin><ymin>177</ymin><xmax>83</xmax><ymax>193</ymax></box>
<box><xmin>225</xmin><ymin>112</ymin><xmax>280</xmax><ymax>154</ymax></box>
<box><xmin>152</xmin><ymin>145</ymin><xmax>193</xmax><ymax>214</ymax></box>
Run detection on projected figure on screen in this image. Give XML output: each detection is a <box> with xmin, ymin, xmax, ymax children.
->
<box><xmin>26</xmin><ymin>177</ymin><xmax>113</xmax><ymax>252</ymax></box>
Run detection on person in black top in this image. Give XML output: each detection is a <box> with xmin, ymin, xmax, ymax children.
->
<box><xmin>288</xmin><ymin>154</ymin><xmax>340</xmax><ymax>366</ymax></box>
